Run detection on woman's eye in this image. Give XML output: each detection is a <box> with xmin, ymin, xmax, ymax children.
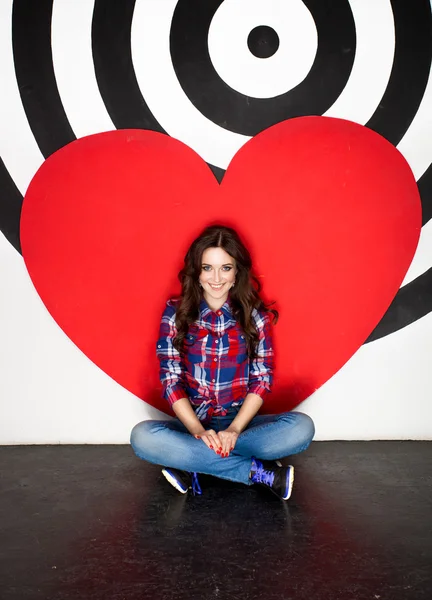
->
<box><xmin>202</xmin><ymin>265</ymin><xmax>232</xmax><ymax>271</ymax></box>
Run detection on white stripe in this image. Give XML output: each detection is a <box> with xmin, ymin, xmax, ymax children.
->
<box><xmin>0</xmin><ymin>0</ymin><xmax>44</xmax><ymax>195</ymax></box>
<box><xmin>51</xmin><ymin>0</ymin><xmax>115</xmax><ymax>138</ymax></box>
<box><xmin>325</xmin><ymin>0</ymin><xmax>395</xmax><ymax>124</ymax></box>
<box><xmin>402</xmin><ymin>219</ymin><xmax>432</xmax><ymax>286</ymax></box>
<box><xmin>397</xmin><ymin>64</ymin><xmax>432</xmax><ymax>181</ymax></box>
<box><xmin>397</xmin><ymin>22</ymin><xmax>432</xmax><ymax>286</ymax></box>
<box><xmin>131</xmin><ymin>0</ymin><xmax>249</xmax><ymax>170</ymax></box>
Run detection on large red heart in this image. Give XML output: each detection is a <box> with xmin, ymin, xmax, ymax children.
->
<box><xmin>21</xmin><ymin>118</ymin><xmax>421</xmax><ymax>414</ymax></box>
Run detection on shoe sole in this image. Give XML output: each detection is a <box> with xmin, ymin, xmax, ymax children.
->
<box><xmin>282</xmin><ymin>466</ymin><xmax>295</xmax><ymax>500</ymax></box>
<box><xmin>162</xmin><ymin>468</ymin><xmax>188</xmax><ymax>494</ymax></box>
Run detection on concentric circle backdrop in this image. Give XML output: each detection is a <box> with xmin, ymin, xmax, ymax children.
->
<box><xmin>1</xmin><ymin>0</ymin><xmax>432</xmax><ymax>344</ymax></box>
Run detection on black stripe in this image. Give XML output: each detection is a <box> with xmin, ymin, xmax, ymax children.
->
<box><xmin>366</xmin><ymin>268</ymin><xmax>432</xmax><ymax>342</ymax></box>
<box><xmin>208</xmin><ymin>164</ymin><xmax>224</xmax><ymax>183</ymax></box>
<box><xmin>12</xmin><ymin>0</ymin><xmax>76</xmax><ymax>158</ymax></box>
<box><xmin>170</xmin><ymin>0</ymin><xmax>356</xmax><ymax>136</ymax></box>
<box><xmin>92</xmin><ymin>0</ymin><xmax>165</xmax><ymax>132</ymax></box>
<box><xmin>418</xmin><ymin>164</ymin><xmax>432</xmax><ymax>227</ymax></box>
<box><xmin>91</xmin><ymin>0</ymin><xmax>223</xmax><ymax>179</ymax></box>
<box><xmin>367</xmin><ymin>159</ymin><xmax>432</xmax><ymax>340</ymax></box>
<box><xmin>0</xmin><ymin>159</ymin><xmax>23</xmax><ymax>254</ymax></box>
<box><xmin>366</xmin><ymin>0</ymin><xmax>432</xmax><ymax>146</ymax></box>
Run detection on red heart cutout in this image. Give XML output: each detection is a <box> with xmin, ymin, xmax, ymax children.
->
<box><xmin>21</xmin><ymin>118</ymin><xmax>421</xmax><ymax>414</ymax></box>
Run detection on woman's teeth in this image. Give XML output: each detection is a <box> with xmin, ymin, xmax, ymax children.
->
<box><xmin>209</xmin><ymin>283</ymin><xmax>224</xmax><ymax>290</ymax></box>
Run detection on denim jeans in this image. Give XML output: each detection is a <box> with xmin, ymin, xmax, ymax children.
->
<box><xmin>130</xmin><ymin>408</ymin><xmax>315</xmax><ymax>486</ymax></box>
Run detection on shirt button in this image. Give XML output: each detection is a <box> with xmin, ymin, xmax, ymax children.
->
<box><xmin>157</xmin><ymin>345</ymin><xmax>161</xmax><ymax>348</ymax></box>
<box><xmin>217</xmin><ymin>311</ymin><xmax>222</xmax><ymax>316</ymax></box>
<box><xmin>212</xmin><ymin>379</ymin><xmax>216</xmax><ymax>383</ymax></box>
<box><xmin>214</xmin><ymin>358</ymin><xmax>217</xmax><ymax>362</ymax></box>
<box><xmin>215</xmin><ymin>340</ymin><xmax>219</xmax><ymax>344</ymax></box>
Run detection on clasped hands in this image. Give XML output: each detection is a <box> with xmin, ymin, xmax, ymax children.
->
<box><xmin>194</xmin><ymin>427</ymin><xmax>239</xmax><ymax>457</ymax></box>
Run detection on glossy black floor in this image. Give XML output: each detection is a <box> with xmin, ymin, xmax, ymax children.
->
<box><xmin>0</xmin><ymin>442</ymin><xmax>431</xmax><ymax>600</ymax></box>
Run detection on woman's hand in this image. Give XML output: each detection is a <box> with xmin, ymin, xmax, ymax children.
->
<box><xmin>217</xmin><ymin>428</ymin><xmax>239</xmax><ymax>457</ymax></box>
<box><xmin>194</xmin><ymin>430</ymin><xmax>222</xmax><ymax>454</ymax></box>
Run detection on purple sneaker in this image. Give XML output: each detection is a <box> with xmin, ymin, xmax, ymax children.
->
<box><xmin>250</xmin><ymin>457</ymin><xmax>294</xmax><ymax>500</ymax></box>
<box><xmin>162</xmin><ymin>468</ymin><xmax>202</xmax><ymax>495</ymax></box>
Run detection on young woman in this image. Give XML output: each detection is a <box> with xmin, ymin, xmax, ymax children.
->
<box><xmin>130</xmin><ymin>225</ymin><xmax>315</xmax><ymax>500</ymax></box>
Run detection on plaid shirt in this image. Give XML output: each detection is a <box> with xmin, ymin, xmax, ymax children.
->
<box><xmin>156</xmin><ymin>298</ymin><xmax>274</xmax><ymax>423</ymax></box>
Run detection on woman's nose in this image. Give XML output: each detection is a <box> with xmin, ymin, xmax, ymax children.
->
<box><xmin>213</xmin><ymin>270</ymin><xmax>221</xmax><ymax>282</ymax></box>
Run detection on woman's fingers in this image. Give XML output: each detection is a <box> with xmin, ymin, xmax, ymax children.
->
<box><xmin>218</xmin><ymin>431</ymin><xmax>237</xmax><ymax>457</ymax></box>
<box><xmin>208</xmin><ymin>431</ymin><xmax>222</xmax><ymax>452</ymax></box>
<box><xmin>229</xmin><ymin>435</ymin><xmax>237</xmax><ymax>454</ymax></box>
<box><xmin>196</xmin><ymin>430</ymin><xmax>238</xmax><ymax>456</ymax></box>
<box><xmin>198</xmin><ymin>430</ymin><xmax>222</xmax><ymax>454</ymax></box>
<box><xmin>222</xmin><ymin>435</ymin><xmax>231</xmax><ymax>457</ymax></box>
<box><xmin>199</xmin><ymin>434</ymin><xmax>213</xmax><ymax>451</ymax></box>
<box><xmin>216</xmin><ymin>432</ymin><xmax>225</xmax><ymax>456</ymax></box>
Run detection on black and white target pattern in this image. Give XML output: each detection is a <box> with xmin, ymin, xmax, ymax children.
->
<box><xmin>1</xmin><ymin>0</ymin><xmax>432</xmax><ymax>342</ymax></box>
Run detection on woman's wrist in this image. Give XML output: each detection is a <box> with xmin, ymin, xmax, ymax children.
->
<box><xmin>226</xmin><ymin>422</ymin><xmax>242</xmax><ymax>435</ymax></box>
<box><xmin>190</xmin><ymin>425</ymin><xmax>206</xmax><ymax>436</ymax></box>
<box><xmin>172</xmin><ymin>397</ymin><xmax>206</xmax><ymax>436</ymax></box>
<box><xmin>226</xmin><ymin>394</ymin><xmax>263</xmax><ymax>434</ymax></box>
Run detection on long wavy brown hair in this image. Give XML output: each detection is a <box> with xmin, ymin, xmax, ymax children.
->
<box><xmin>173</xmin><ymin>225</ymin><xmax>278</xmax><ymax>358</ymax></box>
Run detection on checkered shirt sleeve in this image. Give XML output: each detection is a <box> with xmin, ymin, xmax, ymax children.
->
<box><xmin>156</xmin><ymin>302</ymin><xmax>187</xmax><ymax>407</ymax></box>
<box><xmin>247</xmin><ymin>310</ymin><xmax>274</xmax><ymax>401</ymax></box>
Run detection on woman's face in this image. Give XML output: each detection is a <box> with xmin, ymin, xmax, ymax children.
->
<box><xmin>199</xmin><ymin>247</ymin><xmax>237</xmax><ymax>308</ymax></box>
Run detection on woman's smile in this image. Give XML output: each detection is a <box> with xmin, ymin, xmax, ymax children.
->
<box><xmin>208</xmin><ymin>283</ymin><xmax>225</xmax><ymax>290</ymax></box>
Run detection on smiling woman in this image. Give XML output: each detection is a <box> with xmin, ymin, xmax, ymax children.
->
<box><xmin>172</xmin><ymin>224</ymin><xmax>278</xmax><ymax>359</ymax></box>
<box><xmin>130</xmin><ymin>224</ymin><xmax>315</xmax><ymax>500</ymax></box>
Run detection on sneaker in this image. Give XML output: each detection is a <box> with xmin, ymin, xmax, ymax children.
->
<box><xmin>161</xmin><ymin>468</ymin><xmax>202</xmax><ymax>495</ymax></box>
<box><xmin>250</xmin><ymin>457</ymin><xmax>294</xmax><ymax>500</ymax></box>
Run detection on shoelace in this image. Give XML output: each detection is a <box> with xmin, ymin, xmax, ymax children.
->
<box><xmin>251</xmin><ymin>459</ymin><xmax>275</xmax><ymax>487</ymax></box>
<box><xmin>191</xmin><ymin>472</ymin><xmax>202</xmax><ymax>496</ymax></box>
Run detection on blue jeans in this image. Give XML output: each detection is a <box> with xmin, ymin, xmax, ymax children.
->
<box><xmin>130</xmin><ymin>409</ymin><xmax>315</xmax><ymax>486</ymax></box>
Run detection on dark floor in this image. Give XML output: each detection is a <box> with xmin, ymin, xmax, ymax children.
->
<box><xmin>0</xmin><ymin>442</ymin><xmax>431</xmax><ymax>600</ymax></box>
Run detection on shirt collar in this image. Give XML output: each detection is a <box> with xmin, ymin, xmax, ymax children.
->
<box><xmin>199</xmin><ymin>296</ymin><xmax>233</xmax><ymax>320</ymax></box>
